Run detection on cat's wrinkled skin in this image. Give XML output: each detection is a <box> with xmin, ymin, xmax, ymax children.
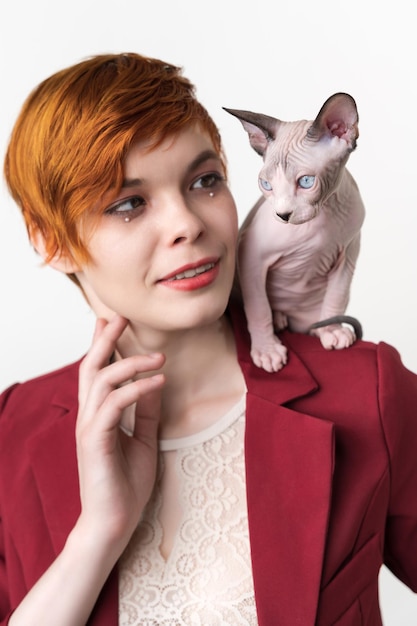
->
<box><xmin>224</xmin><ymin>93</ymin><xmax>365</xmax><ymax>372</ymax></box>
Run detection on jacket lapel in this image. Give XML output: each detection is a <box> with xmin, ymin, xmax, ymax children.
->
<box><xmin>230</xmin><ymin>303</ymin><xmax>335</xmax><ymax>626</ymax></box>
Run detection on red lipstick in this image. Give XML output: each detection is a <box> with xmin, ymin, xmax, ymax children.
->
<box><xmin>158</xmin><ymin>259</ymin><xmax>220</xmax><ymax>291</ymax></box>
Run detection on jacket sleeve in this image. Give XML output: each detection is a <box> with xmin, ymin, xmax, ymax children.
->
<box><xmin>0</xmin><ymin>518</ymin><xmax>13</xmax><ymax>625</ymax></box>
<box><xmin>378</xmin><ymin>342</ymin><xmax>417</xmax><ymax>591</ymax></box>
<box><xmin>0</xmin><ymin>384</ymin><xmax>21</xmax><ymax>625</ymax></box>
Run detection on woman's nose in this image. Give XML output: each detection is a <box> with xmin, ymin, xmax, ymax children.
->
<box><xmin>163</xmin><ymin>195</ymin><xmax>205</xmax><ymax>245</ymax></box>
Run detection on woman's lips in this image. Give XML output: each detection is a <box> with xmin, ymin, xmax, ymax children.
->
<box><xmin>158</xmin><ymin>259</ymin><xmax>220</xmax><ymax>291</ymax></box>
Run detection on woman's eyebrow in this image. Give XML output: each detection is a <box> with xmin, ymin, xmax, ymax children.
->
<box><xmin>121</xmin><ymin>177</ymin><xmax>143</xmax><ymax>189</ymax></box>
<box><xmin>186</xmin><ymin>149</ymin><xmax>221</xmax><ymax>174</ymax></box>
<box><xmin>120</xmin><ymin>149</ymin><xmax>221</xmax><ymax>189</ymax></box>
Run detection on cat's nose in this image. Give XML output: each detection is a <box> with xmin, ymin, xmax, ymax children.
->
<box><xmin>276</xmin><ymin>211</ymin><xmax>292</xmax><ymax>222</ymax></box>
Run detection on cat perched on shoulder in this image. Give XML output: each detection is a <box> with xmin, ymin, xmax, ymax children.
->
<box><xmin>224</xmin><ymin>93</ymin><xmax>365</xmax><ymax>372</ymax></box>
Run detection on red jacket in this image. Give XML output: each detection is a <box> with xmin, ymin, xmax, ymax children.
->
<box><xmin>1</xmin><ymin>305</ymin><xmax>417</xmax><ymax>625</ymax></box>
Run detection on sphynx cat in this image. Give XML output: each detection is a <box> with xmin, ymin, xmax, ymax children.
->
<box><xmin>224</xmin><ymin>93</ymin><xmax>365</xmax><ymax>372</ymax></box>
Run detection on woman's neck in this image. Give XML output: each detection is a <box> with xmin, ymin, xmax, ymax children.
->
<box><xmin>116</xmin><ymin>314</ymin><xmax>246</xmax><ymax>439</ymax></box>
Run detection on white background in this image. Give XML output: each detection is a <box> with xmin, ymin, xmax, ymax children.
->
<box><xmin>1</xmin><ymin>1</ymin><xmax>416</xmax><ymax>622</ymax></box>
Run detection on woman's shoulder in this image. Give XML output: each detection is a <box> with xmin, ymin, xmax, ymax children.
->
<box><xmin>282</xmin><ymin>331</ymin><xmax>416</xmax><ymax>396</ymax></box>
<box><xmin>284</xmin><ymin>331</ymin><xmax>417</xmax><ymax>424</ymax></box>
<box><xmin>228</xmin><ymin>299</ymin><xmax>410</xmax><ymax>379</ymax></box>
<box><xmin>283</xmin><ymin>330</ymin><xmax>410</xmax><ymax>376</ymax></box>
<box><xmin>0</xmin><ymin>358</ymin><xmax>81</xmax><ymax>423</ymax></box>
<box><xmin>284</xmin><ymin>331</ymin><xmax>387</xmax><ymax>360</ymax></box>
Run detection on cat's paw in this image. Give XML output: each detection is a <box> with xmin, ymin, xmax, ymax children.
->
<box><xmin>313</xmin><ymin>324</ymin><xmax>356</xmax><ymax>350</ymax></box>
<box><xmin>251</xmin><ymin>339</ymin><xmax>288</xmax><ymax>372</ymax></box>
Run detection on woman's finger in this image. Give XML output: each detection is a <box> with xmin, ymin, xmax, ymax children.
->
<box><xmin>79</xmin><ymin>315</ymin><xmax>128</xmax><ymax>406</ymax></box>
<box><xmin>78</xmin><ymin>353</ymin><xmax>165</xmax><ymax>427</ymax></box>
<box><xmin>79</xmin><ymin>372</ymin><xmax>165</xmax><ymax>437</ymax></box>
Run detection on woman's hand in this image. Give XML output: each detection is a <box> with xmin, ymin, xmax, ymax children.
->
<box><xmin>8</xmin><ymin>315</ymin><xmax>165</xmax><ymax>626</ymax></box>
<box><xmin>76</xmin><ymin>314</ymin><xmax>165</xmax><ymax>550</ymax></box>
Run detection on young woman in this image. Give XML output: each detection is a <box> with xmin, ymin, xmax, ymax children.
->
<box><xmin>1</xmin><ymin>52</ymin><xmax>416</xmax><ymax>626</ymax></box>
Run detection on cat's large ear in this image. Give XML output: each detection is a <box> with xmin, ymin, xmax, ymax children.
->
<box><xmin>223</xmin><ymin>108</ymin><xmax>279</xmax><ymax>156</ymax></box>
<box><xmin>306</xmin><ymin>93</ymin><xmax>359</xmax><ymax>151</ymax></box>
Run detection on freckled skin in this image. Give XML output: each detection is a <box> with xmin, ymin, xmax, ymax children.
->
<box><xmin>226</xmin><ymin>94</ymin><xmax>365</xmax><ymax>372</ymax></box>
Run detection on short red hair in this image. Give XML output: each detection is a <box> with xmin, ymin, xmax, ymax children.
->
<box><xmin>4</xmin><ymin>52</ymin><xmax>224</xmax><ymax>266</ymax></box>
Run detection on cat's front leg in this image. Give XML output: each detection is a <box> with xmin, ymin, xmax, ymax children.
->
<box><xmin>314</xmin><ymin>234</ymin><xmax>362</xmax><ymax>350</ymax></box>
<box><xmin>248</xmin><ymin>309</ymin><xmax>289</xmax><ymax>371</ymax></box>
<box><xmin>242</xmin><ymin>281</ymin><xmax>288</xmax><ymax>371</ymax></box>
<box><xmin>243</xmin><ymin>282</ymin><xmax>288</xmax><ymax>371</ymax></box>
<box><xmin>238</xmin><ymin>204</ymin><xmax>288</xmax><ymax>372</ymax></box>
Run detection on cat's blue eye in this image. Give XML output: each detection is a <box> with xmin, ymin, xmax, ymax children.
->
<box><xmin>298</xmin><ymin>175</ymin><xmax>315</xmax><ymax>189</ymax></box>
<box><xmin>259</xmin><ymin>178</ymin><xmax>272</xmax><ymax>191</ymax></box>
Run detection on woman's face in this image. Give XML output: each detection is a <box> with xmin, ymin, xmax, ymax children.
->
<box><xmin>75</xmin><ymin>126</ymin><xmax>238</xmax><ymax>336</ymax></box>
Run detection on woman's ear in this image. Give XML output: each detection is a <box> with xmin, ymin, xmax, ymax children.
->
<box><xmin>30</xmin><ymin>227</ymin><xmax>81</xmax><ymax>274</ymax></box>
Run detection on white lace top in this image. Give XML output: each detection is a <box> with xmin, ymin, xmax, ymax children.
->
<box><xmin>118</xmin><ymin>396</ymin><xmax>258</xmax><ymax>625</ymax></box>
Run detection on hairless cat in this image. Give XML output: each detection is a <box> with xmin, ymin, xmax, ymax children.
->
<box><xmin>224</xmin><ymin>93</ymin><xmax>365</xmax><ymax>372</ymax></box>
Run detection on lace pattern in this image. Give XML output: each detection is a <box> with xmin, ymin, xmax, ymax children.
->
<box><xmin>119</xmin><ymin>398</ymin><xmax>258</xmax><ymax>625</ymax></box>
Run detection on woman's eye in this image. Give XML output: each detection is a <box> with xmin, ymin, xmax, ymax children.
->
<box><xmin>298</xmin><ymin>175</ymin><xmax>315</xmax><ymax>189</ymax></box>
<box><xmin>105</xmin><ymin>195</ymin><xmax>145</xmax><ymax>217</ymax></box>
<box><xmin>259</xmin><ymin>178</ymin><xmax>272</xmax><ymax>192</ymax></box>
<box><xmin>191</xmin><ymin>172</ymin><xmax>224</xmax><ymax>190</ymax></box>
